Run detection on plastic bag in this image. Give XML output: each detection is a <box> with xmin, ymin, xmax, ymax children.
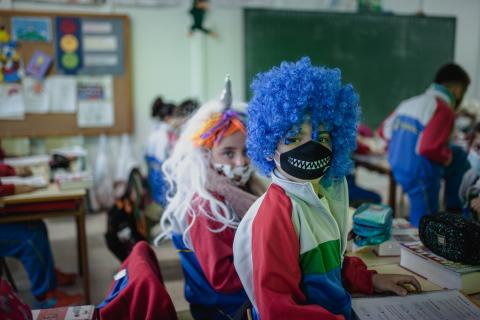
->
<box><xmin>115</xmin><ymin>134</ymin><xmax>140</xmax><ymax>183</ymax></box>
<box><xmin>93</xmin><ymin>135</ymin><xmax>114</xmax><ymax>210</ymax></box>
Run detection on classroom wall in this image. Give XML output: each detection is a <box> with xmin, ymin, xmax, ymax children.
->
<box><xmin>2</xmin><ymin>0</ymin><xmax>480</xmax><ymax>174</ymax></box>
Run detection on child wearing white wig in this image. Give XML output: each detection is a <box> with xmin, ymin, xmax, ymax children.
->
<box><xmin>155</xmin><ymin>77</ymin><xmax>265</xmax><ymax>319</ymax></box>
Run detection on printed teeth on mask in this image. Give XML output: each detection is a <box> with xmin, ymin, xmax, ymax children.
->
<box><xmin>287</xmin><ymin>157</ymin><xmax>330</xmax><ymax>170</ymax></box>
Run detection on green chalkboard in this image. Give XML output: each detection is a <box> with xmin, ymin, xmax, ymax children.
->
<box><xmin>245</xmin><ymin>9</ymin><xmax>456</xmax><ymax>128</ymax></box>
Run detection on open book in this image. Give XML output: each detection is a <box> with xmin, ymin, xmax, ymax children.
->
<box><xmin>352</xmin><ymin>290</ymin><xmax>480</xmax><ymax>320</ymax></box>
<box><xmin>32</xmin><ymin>305</ymin><xmax>96</xmax><ymax>320</ymax></box>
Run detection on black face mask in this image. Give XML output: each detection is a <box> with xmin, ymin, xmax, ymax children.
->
<box><xmin>279</xmin><ymin>141</ymin><xmax>332</xmax><ymax>180</ymax></box>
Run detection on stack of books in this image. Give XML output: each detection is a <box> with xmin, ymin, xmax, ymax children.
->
<box><xmin>0</xmin><ymin>175</ymin><xmax>48</xmax><ymax>188</ymax></box>
<box><xmin>351</xmin><ymin>218</ymin><xmax>418</xmax><ymax>256</ymax></box>
<box><xmin>4</xmin><ymin>155</ymin><xmax>50</xmax><ymax>182</ymax></box>
<box><xmin>373</xmin><ymin>218</ymin><xmax>418</xmax><ymax>256</ymax></box>
<box><xmin>400</xmin><ymin>241</ymin><xmax>480</xmax><ymax>294</ymax></box>
<box><xmin>54</xmin><ymin>171</ymin><xmax>93</xmax><ymax>191</ymax></box>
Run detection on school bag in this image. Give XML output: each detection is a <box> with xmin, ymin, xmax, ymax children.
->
<box><xmin>419</xmin><ymin>212</ymin><xmax>480</xmax><ymax>265</ymax></box>
<box><xmin>105</xmin><ymin>168</ymin><xmax>149</xmax><ymax>262</ymax></box>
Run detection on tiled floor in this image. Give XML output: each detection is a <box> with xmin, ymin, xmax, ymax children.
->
<box><xmin>6</xmin><ymin>167</ymin><xmax>400</xmax><ymax>318</ymax></box>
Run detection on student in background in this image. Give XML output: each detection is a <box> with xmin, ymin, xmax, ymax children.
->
<box><xmin>381</xmin><ymin>63</ymin><xmax>471</xmax><ymax>227</ymax></box>
<box><xmin>459</xmin><ymin>123</ymin><xmax>480</xmax><ymax>221</ymax></box>
<box><xmin>234</xmin><ymin>58</ymin><xmax>421</xmax><ymax>320</ymax></box>
<box><xmin>348</xmin><ymin>124</ymin><xmax>382</xmax><ymax>207</ymax></box>
<box><xmin>177</xmin><ymin>98</ymin><xmax>200</xmax><ymax>121</ymax></box>
<box><xmin>155</xmin><ymin>78</ymin><xmax>265</xmax><ymax>319</ymax></box>
<box><xmin>145</xmin><ymin>98</ymin><xmax>178</xmax><ymax>207</ymax></box>
<box><xmin>0</xmin><ymin>160</ymin><xmax>83</xmax><ymax>308</ymax></box>
<box><xmin>146</xmin><ymin>98</ymin><xmax>199</xmax><ymax>207</ymax></box>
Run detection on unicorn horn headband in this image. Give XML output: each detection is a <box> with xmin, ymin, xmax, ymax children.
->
<box><xmin>220</xmin><ymin>74</ymin><xmax>232</xmax><ymax>110</ymax></box>
<box><xmin>192</xmin><ymin>75</ymin><xmax>246</xmax><ymax>148</ymax></box>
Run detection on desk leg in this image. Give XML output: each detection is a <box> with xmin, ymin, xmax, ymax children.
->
<box><xmin>76</xmin><ymin>218</ymin><xmax>83</xmax><ymax>277</ymax></box>
<box><xmin>388</xmin><ymin>174</ymin><xmax>397</xmax><ymax>218</ymax></box>
<box><xmin>76</xmin><ymin>202</ymin><xmax>90</xmax><ymax>304</ymax></box>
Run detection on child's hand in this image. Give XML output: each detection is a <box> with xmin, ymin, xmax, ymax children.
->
<box><xmin>371</xmin><ymin>274</ymin><xmax>422</xmax><ymax>296</ymax></box>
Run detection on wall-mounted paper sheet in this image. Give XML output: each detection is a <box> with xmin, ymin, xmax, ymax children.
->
<box><xmin>0</xmin><ymin>84</ymin><xmax>25</xmax><ymax>120</ymax></box>
<box><xmin>77</xmin><ymin>101</ymin><xmax>114</xmax><ymax>127</ymax></box>
<box><xmin>76</xmin><ymin>76</ymin><xmax>114</xmax><ymax>127</ymax></box>
<box><xmin>83</xmin><ymin>35</ymin><xmax>118</xmax><ymax>51</ymax></box>
<box><xmin>82</xmin><ymin>21</ymin><xmax>113</xmax><ymax>34</ymax></box>
<box><xmin>23</xmin><ymin>77</ymin><xmax>49</xmax><ymax>113</ymax></box>
<box><xmin>84</xmin><ymin>54</ymin><xmax>118</xmax><ymax>67</ymax></box>
<box><xmin>45</xmin><ymin>76</ymin><xmax>77</xmax><ymax>113</ymax></box>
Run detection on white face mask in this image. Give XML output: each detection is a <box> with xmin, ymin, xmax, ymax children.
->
<box><xmin>213</xmin><ymin>163</ymin><xmax>253</xmax><ymax>186</ymax></box>
<box><xmin>455</xmin><ymin>116</ymin><xmax>473</xmax><ymax>132</ymax></box>
<box><xmin>468</xmin><ymin>150</ymin><xmax>480</xmax><ymax>175</ymax></box>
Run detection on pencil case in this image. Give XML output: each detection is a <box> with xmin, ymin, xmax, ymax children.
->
<box><xmin>419</xmin><ymin>212</ymin><xmax>480</xmax><ymax>265</ymax></box>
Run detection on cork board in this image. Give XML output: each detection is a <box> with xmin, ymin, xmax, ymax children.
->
<box><xmin>0</xmin><ymin>10</ymin><xmax>132</xmax><ymax>137</ymax></box>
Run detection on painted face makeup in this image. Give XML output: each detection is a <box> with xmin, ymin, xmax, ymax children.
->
<box><xmin>213</xmin><ymin>163</ymin><xmax>253</xmax><ymax>186</ymax></box>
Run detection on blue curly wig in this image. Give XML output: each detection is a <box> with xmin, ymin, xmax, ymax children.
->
<box><xmin>247</xmin><ymin>57</ymin><xmax>360</xmax><ymax>182</ymax></box>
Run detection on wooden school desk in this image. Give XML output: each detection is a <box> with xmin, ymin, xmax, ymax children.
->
<box><xmin>347</xmin><ymin>247</ymin><xmax>443</xmax><ymax>291</ymax></box>
<box><xmin>352</xmin><ymin>154</ymin><xmax>399</xmax><ymax>217</ymax></box>
<box><xmin>0</xmin><ymin>185</ymin><xmax>90</xmax><ymax>303</ymax></box>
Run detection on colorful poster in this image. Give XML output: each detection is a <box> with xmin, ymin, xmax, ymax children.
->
<box><xmin>77</xmin><ymin>76</ymin><xmax>113</xmax><ymax>101</ymax></box>
<box><xmin>26</xmin><ymin>50</ymin><xmax>53</xmax><ymax>79</ymax></box>
<box><xmin>55</xmin><ymin>17</ymin><xmax>83</xmax><ymax>75</ymax></box>
<box><xmin>11</xmin><ymin>17</ymin><xmax>51</xmax><ymax>42</ymax></box>
<box><xmin>1</xmin><ymin>41</ymin><xmax>22</xmax><ymax>83</ymax></box>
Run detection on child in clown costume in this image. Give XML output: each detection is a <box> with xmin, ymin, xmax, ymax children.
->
<box><xmin>233</xmin><ymin>58</ymin><xmax>421</xmax><ymax>320</ymax></box>
<box><xmin>155</xmin><ymin>77</ymin><xmax>266</xmax><ymax>319</ymax></box>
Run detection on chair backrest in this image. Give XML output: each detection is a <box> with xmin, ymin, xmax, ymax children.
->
<box><xmin>0</xmin><ymin>258</ymin><xmax>17</xmax><ymax>292</ymax></box>
<box><xmin>0</xmin><ymin>277</ymin><xmax>31</xmax><ymax>320</ymax></box>
<box><xmin>98</xmin><ymin>241</ymin><xmax>177</xmax><ymax>320</ymax></box>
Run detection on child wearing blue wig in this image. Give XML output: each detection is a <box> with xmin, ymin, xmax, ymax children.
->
<box><xmin>233</xmin><ymin>57</ymin><xmax>421</xmax><ymax>320</ymax></box>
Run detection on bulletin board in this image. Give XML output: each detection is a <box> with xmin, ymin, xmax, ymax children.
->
<box><xmin>0</xmin><ymin>10</ymin><xmax>132</xmax><ymax>137</ymax></box>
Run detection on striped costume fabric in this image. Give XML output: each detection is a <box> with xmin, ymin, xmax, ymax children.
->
<box><xmin>233</xmin><ymin>171</ymin><xmax>375</xmax><ymax>320</ymax></box>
